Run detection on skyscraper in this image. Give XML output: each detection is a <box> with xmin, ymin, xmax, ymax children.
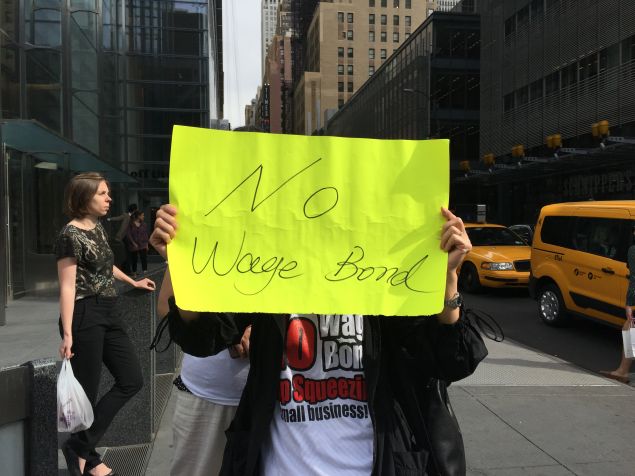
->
<box><xmin>262</xmin><ymin>0</ymin><xmax>280</xmax><ymax>75</ymax></box>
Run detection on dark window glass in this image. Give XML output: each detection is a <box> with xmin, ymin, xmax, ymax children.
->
<box><xmin>504</xmin><ymin>92</ymin><xmax>515</xmax><ymax>112</ymax></box>
<box><xmin>545</xmin><ymin>71</ymin><xmax>559</xmax><ymax>94</ymax></box>
<box><xmin>338</xmin><ymin>81</ymin><xmax>344</xmax><ymax>92</ymax></box>
<box><xmin>516</xmin><ymin>85</ymin><xmax>529</xmax><ymax>106</ymax></box>
<box><xmin>530</xmin><ymin>0</ymin><xmax>544</xmax><ymax>19</ymax></box>
<box><xmin>381</xmin><ymin>31</ymin><xmax>387</xmax><ymax>42</ymax></box>
<box><xmin>369</xmin><ymin>66</ymin><xmax>375</xmax><ymax>76</ymax></box>
<box><xmin>162</xmin><ymin>29</ymin><xmax>204</xmax><ymax>55</ymax></box>
<box><xmin>517</xmin><ymin>6</ymin><xmax>529</xmax><ymax>27</ymax></box>
<box><xmin>600</xmin><ymin>44</ymin><xmax>619</xmax><ymax>71</ymax></box>
<box><xmin>347</xmin><ymin>30</ymin><xmax>353</xmax><ymax>40</ymax></box>
<box><xmin>347</xmin><ymin>64</ymin><xmax>353</xmax><ymax>75</ymax></box>
<box><xmin>579</xmin><ymin>53</ymin><xmax>597</xmax><ymax>81</ymax></box>
<box><xmin>347</xmin><ymin>81</ymin><xmax>353</xmax><ymax>92</ymax></box>
<box><xmin>369</xmin><ymin>13</ymin><xmax>375</xmax><ymax>24</ymax></box>
<box><xmin>393</xmin><ymin>15</ymin><xmax>399</xmax><ymax>26</ymax></box>
<box><xmin>338</xmin><ymin>12</ymin><xmax>344</xmax><ymax>22</ymax></box>
<box><xmin>561</xmin><ymin>62</ymin><xmax>577</xmax><ymax>87</ymax></box>
<box><xmin>26</xmin><ymin>49</ymin><xmax>62</xmax><ymax>131</ymax></box>
<box><xmin>348</xmin><ymin>47</ymin><xmax>354</xmax><ymax>58</ymax></box>
<box><xmin>0</xmin><ymin>43</ymin><xmax>20</xmax><ymax>119</ymax></box>
<box><xmin>347</xmin><ymin>13</ymin><xmax>354</xmax><ymax>23</ymax></box>
<box><xmin>393</xmin><ymin>32</ymin><xmax>399</xmax><ymax>42</ymax></box>
<box><xmin>369</xmin><ymin>31</ymin><xmax>375</xmax><ymax>41</ymax></box>
<box><xmin>338</xmin><ymin>98</ymin><xmax>344</xmax><ymax>108</ymax></box>
<box><xmin>572</xmin><ymin>218</ymin><xmax>627</xmax><ymax>260</ymax></box>
<box><xmin>466</xmin><ymin>227</ymin><xmax>527</xmax><ymax>246</ymax></box>
<box><xmin>622</xmin><ymin>36</ymin><xmax>635</xmax><ymax>64</ymax></box>
<box><xmin>405</xmin><ymin>16</ymin><xmax>411</xmax><ymax>27</ymax></box>
<box><xmin>530</xmin><ymin>79</ymin><xmax>543</xmax><ymax>101</ymax></box>
<box><xmin>405</xmin><ymin>0</ymin><xmax>411</xmax><ymax>8</ymax></box>
<box><xmin>338</xmin><ymin>64</ymin><xmax>344</xmax><ymax>74</ymax></box>
<box><xmin>381</xmin><ymin>48</ymin><xmax>387</xmax><ymax>59</ymax></box>
<box><xmin>504</xmin><ymin>16</ymin><xmax>515</xmax><ymax>37</ymax></box>
<box><xmin>394</xmin><ymin>0</ymin><xmax>399</xmax><ymax>7</ymax></box>
<box><xmin>369</xmin><ymin>0</ymin><xmax>375</xmax><ymax>6</ymax></box>
<box><xmin>369</xmin><ymin>48</ymin><xmax>375</xmax><ymax>59</ymax></box>
<box><xmin>381</xmin><ymin>0</ymin><xmax>387</xmax><ymax>7</ymax></box>
<box><xmin>540</xmin><ymin>216</ymin><xmax>575</xmax><ymax>248</ymax></box>
<box><xmin>381</xmin><ymin>14</ymin><xmax>387</xmax><ymax>25</ymax></box>
<box><xmin>338</xmin><ymin>47</ymin><xmax>344</xmax><ymax>57</ymax></box>
<box><xmin>127</xmin><ymin>83</ymin><xmax>205</xmax><ymax>109</ymax></box>
<box><xmin>30</xmin><ymin>9</ymin><xmax>62</xmax><ymax>47</ymax></box>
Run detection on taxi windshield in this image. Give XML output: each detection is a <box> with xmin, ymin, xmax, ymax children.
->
<box><xmin>466</xmin><ymin>227</ymin><xmax>526</xmax><ymax>246</ymax></box>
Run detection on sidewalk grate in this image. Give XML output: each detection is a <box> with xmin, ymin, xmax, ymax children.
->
<box><xmin>102</xmin><ymin>443</ymin><xmax>152</xmax><ymax>476</ymax></box>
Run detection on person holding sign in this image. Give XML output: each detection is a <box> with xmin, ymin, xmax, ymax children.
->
<box><xmin>150</xmin><ymin>203</ymin><xmax>486</xmax><ymax>476</ymax></box>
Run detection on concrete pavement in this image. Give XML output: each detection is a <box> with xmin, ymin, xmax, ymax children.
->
<box><xmin>2</xmin><ymin>297</ymin><xmax>634</xmax><ymax>475</ymax></box>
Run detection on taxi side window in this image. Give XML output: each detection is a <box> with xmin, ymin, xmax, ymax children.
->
<box><xmin>540</xmin><ymin>216</ymin><xmax>575</xmax><ymax>248</ymax></box>
<box><xmin>574</xmin><ymin>217</ymin><xmax>629</xmax><ymax>261</ymax></box>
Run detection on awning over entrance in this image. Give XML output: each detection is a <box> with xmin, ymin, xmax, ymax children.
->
<box><xmin>0</xmin><ymin>119</ymin><xmax>135</xmax><ymax>183</ymax></box>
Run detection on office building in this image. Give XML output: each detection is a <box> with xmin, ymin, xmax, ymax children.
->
<box><xmin>262</xmin><ymin>0</ymin><xmax>280</xmax><ymax>75</ymax></box>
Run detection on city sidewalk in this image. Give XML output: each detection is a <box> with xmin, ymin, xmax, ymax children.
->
<box><xmin>2</xmin><ymin>298</ymin><xmax>635</xmax><ymax>475</ymax></box>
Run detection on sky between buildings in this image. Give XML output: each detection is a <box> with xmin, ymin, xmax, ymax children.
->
<box><xmin>223</xmin><ymin>0</ymin><xmax>262</xmax><ymax>128</ymax></box>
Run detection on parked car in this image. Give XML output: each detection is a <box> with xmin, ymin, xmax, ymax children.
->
<box><xmin>530</xmin><ymin>201</ymin><xmax>634</xmax><ymax>327</ymax></box>
<box><xmin>458</xmin><ymin>223</ymin><xmax>532</xmax><ymax>292</ymax></box>
<box><xmin>508</xmin><ymin>224</ymin><xmax>534</xmax><ymax>244</ymax></box>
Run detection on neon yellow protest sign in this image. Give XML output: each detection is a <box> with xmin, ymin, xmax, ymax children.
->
<box><xmin>168</xmin><ymin>126</ymin><xmax>449</xmax><ymax>316</ymax></box>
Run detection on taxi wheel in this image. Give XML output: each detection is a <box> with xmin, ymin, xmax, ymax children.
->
<box><xmin>459</xmin><ymin>262</ymin><xmax>482</xmax><ymax>293</ymax></box>
<box><xmin>537</xmin><ymin>283</ymin><xmax>569</xmax><ymax>326</ymax></box>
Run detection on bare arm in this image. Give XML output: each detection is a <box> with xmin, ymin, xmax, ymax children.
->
<box><xmin>437</xmin><ymin>207</ymin><xmax>472</xmax><ymax>325</ymax></box>
<box><xmin>58</xmin><ymin>258</ymin><xmax>77</xmax><ymax>359</ymax></box>
<box><xmin>113</xmin><ymin>264</ymin><xmax>156</xmax><ymax>290</ymax></box>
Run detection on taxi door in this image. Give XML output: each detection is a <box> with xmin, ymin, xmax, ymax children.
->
<box><xmin>566</xmin><ymin>216</ymin><xmax>628</xmax><ymax>326</ymax></box>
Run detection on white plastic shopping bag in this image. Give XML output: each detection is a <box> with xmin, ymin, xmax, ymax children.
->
<box><xmin>57</xmin><ymin>359</ymin><xmax>94</xmax><ymax>432</ymax></box>
<box><xmin>622</xmin><ymin>322</ymin><xmax>635</xmax><ymax>359</ymax></box>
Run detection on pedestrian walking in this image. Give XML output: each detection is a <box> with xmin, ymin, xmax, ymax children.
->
<box><xmin>126</xmin><ymin>210</ymin><xmax>149</xmax><ymax>276</ymax></box>
<box><xmin>56</xmin><ymin>173</ymin><xmax>155</xmax><ymax>476</ymax></box>
<box><xmin>600</xmin><ymin>225</ymin><xmax>635</xmax><ymax>384</ymax></box>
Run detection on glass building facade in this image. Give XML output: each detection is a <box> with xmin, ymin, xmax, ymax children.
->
<box><xmin>325</xmin><ymin>12</ymin><xmax>479</xmax><ymax>169</ymax></box>
<box><xmin>0</xmin><ymin>0</ymin><xmax>222</xmax><ymax>308</ymax></box>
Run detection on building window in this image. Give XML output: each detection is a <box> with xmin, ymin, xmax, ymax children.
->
<box><xmin>338</xmin><ymin>47</ymin><xmax>344</xmax><ymax>57</ymax></box>
<box><xmin>369</xmin><ymin>48</ymin><xmax>375</xmax><ymax>59</ymax></box>
<box><xmin>347</xmin><ymin>13</ymin><xmax>354</xmax><ymax>23</ymax></box>
<box><xmin>503</xmin><ymin>92</ymin><xmax>515</xmax><ymax>112</ymax></box>
<box><xmin>393</xmin><ymin>15</ymin><xmax>399</xmax><ymax>26</ymax></box>
<box><xmin>348</xmin><ymin>47</ymin><xmax>354</xmax><ymax>58</ymax></box>
<box><xmin>347</xmin><ymin>81</ymin><xmax>354</xmax><ymax>92</ymax></box>
<box><xmin>545</xmin><ymin>71</ymin><xmax>559</xmax><ymax>94</ymax></box>
<box><xmin>517</xmin><ymin>5</ymin><xmax>529</xmax><ymax>28</ymax></box>
<box><xmin>405</xmin><ymin>0</ymin><xmax>411</xmax><ymax>8</ymax></box>
<box><xmin>338</xmin><ymin>12</ymin><xmax>344</xmax><ymax>22</ymax></box>
<box><xmin>381</xmin><ymin>31</ymin><xmax>387</xmax><ymax>42</ymax></box>
<box><xmin>394</xmin><ymin>0</ymin><xmax>400</xmax><ymax>6</ymax></box>
<box><xmin>369</xmin><ymin>13</ymin><xmax>375</xmax><ymax>24</ymax></box>
<box><xmin>369</xmin><ymin>31</ymin><xmax>375</xmax><ymax>41</ymax></box>
<box><xmin>338</xmin><ymin>81</ymin><xmax>344</xmax><ymax>92</ymax></box>
<box><xmin>347</xmin><ymin>30</ymin><xmax>354</xmax><ymax>40</ymax></box>
<box><xmin>579</xmin><ymin>53</ymin><xmax>598</xmax><ymax>81</ymax></box>
<box><xmin>338</xmin><ymin>64</ymin><xmax>344</xmax><ymax>75</ymax></box>
<box><xmin>342</xmin><ymin>31</ymin><xmax>347</xmax><ymax>39</ymax></box>
<box><xmin>381</xmin><ymin>14</ymin><xmax>387</xmax><ymax>25</ymax></box>
<box><xmin>405</xmin><ymin>16</ymin><xmax>411</xmax><ymax>27</ymax></box>
<box><xmin>405</xmin><ymin>32</ymin><xmax>410</xmax><ymax>39</ymax></box>
<box><xmin>338</xmin><ymin>98</ymin><xmax>345</xmax><ymax>108</ymax></box>
<box><xmin>530</xmin><ymin>79</ymin><xmax>543</xmax><ymax>101</ymax></box>
<box><xmin>561</xmin><ymin>62</ymin><xmax>577</xmax><ymax>87</ymax></box>
<box><xmin>380</xmin><ymin>48</ymin><xmax>387</xmax><ymax>59</ymax></box>
<box><xmin>369</xmin><ymin>66</ymin><xmax>375</xmax><ymax>76</ymax></box>
<box><xmin>369</xmin><ymin>0</ymin><xmax>375</xmax><ymax>7</ymax></box>
<box><xmin>600</xmin><ymin>44</ymin><xmax>619</xmax><ymax>72</ymax></box>
<box><xmin>504</xmin><ymin>16</ymin><xmax>515</xmax><ymax>37</ymax></box>
<box><xmin>381</xmin><ymin>0</ymin><xmax>387</xmax><ymax>7</ymax></box>
<box><xmin>347</xmin><ymin>64</ymin><xmax>354</xmax><ymax>75</ymax></box>
<box><xmin>393</xmin><ymin>32</ymin><xmax>399</xmax><ymax>42</ymax></box>
<box><xmin>530</xmin><ymin>0</ymin><xmax>544</xmax><ymax>20</ymax></box>
<box><xmin>516</xmin><ymin>85</ymin><xmax>528</xmax><ymax>106</ymax></box>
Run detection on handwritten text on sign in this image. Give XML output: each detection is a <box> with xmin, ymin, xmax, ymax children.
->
<box><xmin>168</xmin><ymin>126</ymin><xmax>449</xmax><ymax>316</ymax></box>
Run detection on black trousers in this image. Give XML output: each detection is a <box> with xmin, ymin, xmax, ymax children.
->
<box><xmin>129</xmin><ymin>248</ymin><xmax>148</xmax><ymax>272</ymax></box>
<box><xmin>59</xmin><ymin>296</ymin><xmax>143</xmax><ymax>468</ymax></box>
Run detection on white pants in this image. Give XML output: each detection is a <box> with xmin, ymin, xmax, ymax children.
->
<box><xmin>170</xmin><ymin>391</ymin><xmax>238</xmax><ymax>476</ymax></box>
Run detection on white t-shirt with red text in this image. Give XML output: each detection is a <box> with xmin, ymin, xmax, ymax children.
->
<box><xmin>261</xmin><ymin>314</ymin><xmax>373</xmax><ymax>475</ymax></box>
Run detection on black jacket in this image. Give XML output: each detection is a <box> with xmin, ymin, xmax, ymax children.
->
<box><xmin>166</xmin><ymin>299</ymin><xmax>487</xmax><ymax>476</ymax></box>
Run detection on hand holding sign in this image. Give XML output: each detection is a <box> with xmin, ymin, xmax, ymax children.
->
<box><xmin>167</xmin><ymin>127</ymin><xmax>450</xmax><ymax>316</ymax></box>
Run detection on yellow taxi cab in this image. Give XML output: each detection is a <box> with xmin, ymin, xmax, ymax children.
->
<box><xmin>458</xmin><ymin>223</ymin><xmax>531</xmax><ymax>292</ymax></box>
<box><xmin>530</xmin><ymin>201</ymin><xmax>634</xmax><ymax>327</ymax></box>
